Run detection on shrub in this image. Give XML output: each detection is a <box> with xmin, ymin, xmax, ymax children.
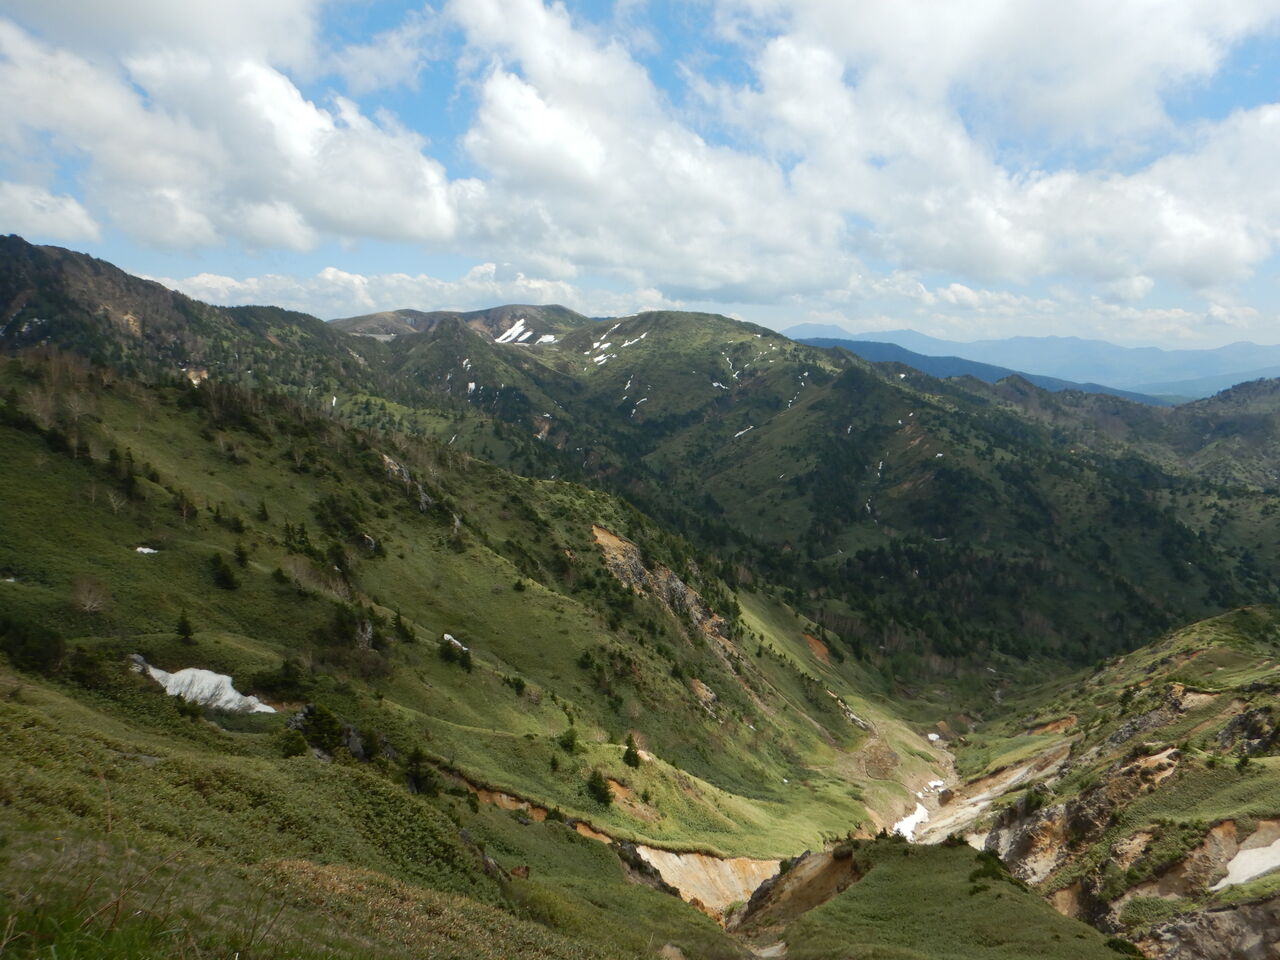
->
<box><xmin>278</xmin><ymin>728</ymin><xmax>309</xmax><ymax>757</ymax></box>
<box><xmin>0</xmin><ymin>614</ymin><xmax>65</xmax><ymax>675</ymax></box>
<box><xmin>405</xmin><ymin>747</ymin><xmax>441</xmax><ymax>796</ymax></box>
<box><xmin>210</xmin><ymin>553</ymin><xmax>239</xmax><ymax>590</ymax></box>
<box><xmin>623</xmin><ymin>734</ymin><xmax>641</xmax><ymax>768</ymax></box>
<box><xmin>300</xmin><ymin>704</ymin><xmax>344</xmax><ymax>752</ymax></box>
<box><xmin>586</xmin><ymin>769</ymin><xmax>612</xmax><ymax>805</ymax></box>
<box><xmin>557</xmin><ymin>727</ymin><xmax>578</xmax><ymax>753</ymax></box>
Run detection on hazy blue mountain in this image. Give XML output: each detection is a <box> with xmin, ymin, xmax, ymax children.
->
<box><xmin>1135</xmin><ymin>365</ymin><xmax>1280</xmax><ymax>399</ymax></box>
<box><xmin>800</xmin><ymin>337</ymin><xmax>1172</xmax><ymax>406</ymax></box>
<box><xmin>781</xmin><ymin>326</ymin><xmax>1280</xmax><ymax>390</ymax></box>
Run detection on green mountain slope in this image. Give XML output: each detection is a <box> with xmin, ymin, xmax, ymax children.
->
<box><xmin>8</xmin><ymin>236</ymin><xmax>1280</xmax><ymax>957</ymax></box>
<box><xmin>941</xmin><ymin>606</ymin><xmax>1280</xmax><ymax>955</ymax></box>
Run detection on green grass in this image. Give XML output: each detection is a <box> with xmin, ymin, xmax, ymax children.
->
<box><xmin>782</xmin><ymin>840</ymin><xmax>1113</xmax><ymax>960</ymax></box>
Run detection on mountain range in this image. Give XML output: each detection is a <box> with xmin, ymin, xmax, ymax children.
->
<box><xmin>783</xmin><ymin>323</ymin><xmax>1280</xmax><ymax>398</ymax></box>
<box><xmin>4</xmin><ymin>235</ymin><xmax>1280</xmax><ymax>959</ymax></box>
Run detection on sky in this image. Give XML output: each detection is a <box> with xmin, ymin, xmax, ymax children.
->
<box><xmin>2</xmin><ymin>0</ymin><xmax>1280</xmax><ymax>347</ymax></box>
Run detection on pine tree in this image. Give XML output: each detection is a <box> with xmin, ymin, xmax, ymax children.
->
<box><xmin>586</xmin><ymin>768</ymin><xmax>612</xmax><ymax>805</ymax></box>
<box><xmin>176</xmin><ymin>610</ymin><xmax>194</xmax><ymax>644</ymax></box>
<box><xmin>623</xmin><ymin>733</ymin><xmax>641</xmax><ymax>768</ymax></box>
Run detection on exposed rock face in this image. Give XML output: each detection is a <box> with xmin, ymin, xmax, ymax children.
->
<box><xmin>986</xmin><ymin>799</ymin><xmax>1071</xmax><ymax>884</ymax></box>
<box><xmin>634</xmin><ymin>845</ymin><xmax>780</xmax><ymax>918</ymax></box>
<box><xmin>1216</xmin><ymin>707</ymin><xmax>1277</xmax><ymax>755</ymax></box>
<box><xmin>592</xmin><ymin>525</ymin><xmax>728</xmax><ymax>644</ymax></box>
<box><xmin>1140</xmin><ymin>896</ymin><xmax>1280</xmax><ymax>959</ymax></box>
<box><xmin>735</xmin><ymin>848</ymin><xmax>864</xmax><ymax>931</ymax></box>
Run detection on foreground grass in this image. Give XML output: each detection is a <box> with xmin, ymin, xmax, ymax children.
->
<box><xmin>783</xmin><ymin>841</ymin><xmax>1113</xmax><ymax>960</ymax></box>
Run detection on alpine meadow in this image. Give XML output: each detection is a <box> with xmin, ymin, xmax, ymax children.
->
<box><xmin>5</xmin><ymin>3</ymin><xmax>1280</xmax><ymax>960</ymax></box>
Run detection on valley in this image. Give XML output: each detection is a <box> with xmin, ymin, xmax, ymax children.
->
<box><xmin>2</xmin><ymin>237</ymin><xmax>1280</xmax><ymax>958</ymax></box>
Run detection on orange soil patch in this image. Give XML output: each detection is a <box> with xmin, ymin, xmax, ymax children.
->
<box><xmin>803</xmin><ymin>633</ymin><xmax>831</xmax><ymax>665</ymax></box>
<box><xmin>474</xmin><ymin>787</ymin><xmax>548</xmax><ymax>822</ymax></box>
<box><xmin>573</xmin><ymin>821</ymin><xmax>613</xmax><ymax>844</ymax></box>
<box><xmin>1028</xmin><ymin>715</ymin><xmax>1077</xmax><ymax>736</ymax></box>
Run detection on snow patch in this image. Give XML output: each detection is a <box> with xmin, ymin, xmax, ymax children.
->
<box><xmin>135</xmin><ymin>546</ymin><xmax>158</xmax><ymax>554</ymax></box>
<box><xmin>133</xmin><ymin>656</ymin><xmax>274</xmax><ymax>713</ymax></box>
<box><xmin>712</xmin><ymin>381</ymin><xmax>728</xmax><ymax>390</ymax></box>
<box><xmin>535</xmin><ymin>334</ymin><xmax>557</xmax><ymax>344</ymax></box>
<box><xmin>1211</xmin><ymin>837</ymin><xmax>1280</xmax><ymax>891</ymax></box>
<box><xmin>733</xmin><ymin>425</ymin><xmax>754</xmax><ymax>439</ymax></box>
<box><xmin>927</xmin><ymin>732</ymin><xmax>941</xmax><ymax>742</ymax></box>
<box><xmin>893</xmin><ymin>803</ymin><xmax>929</xmax><ymax>841</ymax></box>
<box><xmin>516</xmin><ymin>329</ymin><xmax>534</xmax><ymax>343</ymax></box>
<box><xmin>495</xmin><ymin>317</ymin><xmax>528</xmax><ymax>344</ymax></box>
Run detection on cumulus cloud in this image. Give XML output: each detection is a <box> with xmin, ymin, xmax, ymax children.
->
<box><xmin>332</xmin><ymin>6</ymin><xmax>441</xmax><ymax>94</ymax></box>
<box><xmin>164</xmin><ymin>264</ymin><xmax>680</xmax><ymax>320</ymax></box>
<box><xmin>0</xmin><ymin>22</ymin><xmax>474</xmax><ymax>250</ymax></box>
<box><xmin>2</xmin><ymin>0</ymin><xmax>1279</xmax><ymax>343</ymax></box>
<box><xmin>0</xmin><ymin>181</ymin><xmax>100</xmax><ymax>241</ymax></box>
<box><xmin>2</xmin><ymin>0</ymin><xmax>322</xmax><ymax>70</ymax></box>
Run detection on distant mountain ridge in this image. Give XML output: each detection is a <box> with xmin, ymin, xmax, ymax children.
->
<box><xmin>798</xmin><ymin>336</ymin><xmax>1172</xmax><ymax>406</ymax></box>
<box><xmin>331</xmin><ymin>304</ymin><xmax>590</xmax><ymax>341</ymax></box>
<box><xmin>781</xmin><ymin>323</ymin><xmax>1280</xmax><ymax>396</ymax></box>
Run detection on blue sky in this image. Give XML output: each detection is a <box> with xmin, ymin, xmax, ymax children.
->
<box><xmin>2</xmin><ymin>0</ymin><xmax>1279</xmax><ymax>346</ymax></box>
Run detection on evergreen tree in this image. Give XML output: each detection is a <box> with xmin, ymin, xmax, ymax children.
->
<box><xmin>623</xmin><ymin>733</ymin><xmax>641</xmax><ymax>768</ymax></box>
<box><xmin>176</xmin><ymin>610</ymin><xmax>194</xmax><ymax>644</ymax></box>
<box><xmin>586</xmin><ymin>768</ymin><xmax>612</xmax><ymax>805</ymax></box>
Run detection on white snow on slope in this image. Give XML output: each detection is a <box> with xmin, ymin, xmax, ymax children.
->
<box><xmin>136</xmin><ymin>546</ymin><xmax>158</xmax><ymax>554</ymax></box>
<box><xmin>733</xmin><ymin>425</ymin><xmax>754</xmax><ymax>439</ymax></box>
<box><xmin>495</xmin><ymin>318</ymin><xmax>528</xmax><ymax>344</ymax></box>
<box><xmin>536</xmin><ymin>334</ymin><xmax>557</xmax><ymax>344</ymax></box>
<box><xmin>134</xmin><ymin>657</ymin><xmax>274</xmax><ymax>713</ymax></box>
<box><xmin>517</xmin><ymin>329</ymin><xmax>534</xmax><ymax>343</ymax></box>
<box><xmin>1211</xmin><ymin>836</ymin><xmax>1280</xmax><ymax>891</ymax></box>
<box><xmin>893</xmin><ymin>803</ymin><xmax>929</xmax><ymax>841</ymax></box>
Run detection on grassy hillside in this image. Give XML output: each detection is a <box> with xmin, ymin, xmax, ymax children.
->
<box><xmin>8</xmin><ymin>236</ymin><xmax>1280</xmax><ymax>687</ymax></box>
<box><xmin>947</xmin><ymin>606</ymin><xmax>1280</xmax><ymax>949</ymax></box>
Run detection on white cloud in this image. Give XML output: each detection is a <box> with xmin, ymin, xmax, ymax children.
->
<box><xmin>0</xmin><ymin>22</ymin><xmax>474</xmax><ymax>250</ymax></box>
<box><xmin>2</xmin><ymin>0</ymin><xmax>322</xmax><ymax>70</ymax></box>
<box><xmin>2</xmin><ymin>0</ymin><xmax>1280</xmax><ymax>344</ymax></box>
<box><xmin>448</xmin><ymin>0</ymin><xmax>850</xmax><ymax>300</ymax></box>
<box><xmin>332</xmin><ymin>6</ymin><xmax>441</xmax><ymax>95</ymax></box>
<box><xmin>164</xmin><ymin>264</ymin><xmax>680</xmax><ymax>320</ymax></box>
<box><xmin>0</xmin><ymin>181</ymin><xmax>100</xmax><ymax>241</ymax></box>
<box><xmin>714</xmin><ymin>0</ymin><xmax>1280</xmax><ymax>141</ymax></box>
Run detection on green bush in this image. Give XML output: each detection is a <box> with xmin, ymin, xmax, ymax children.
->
<box><xmin>622</xmin><ymin>734</ymin><xmax>641</xmax><ymax>768</ymax></box>
<box><xmin>210</xmin><ymin>553</ymin><xmax>239</xmax><ymax>590</ymax></box>
<box><xmin>586</xmin><ymin>769</ymin><xmax>612</xmax><ymax>806</ymax></box>
<box><xmin>0</xmin><ymin>613</ymin><xmax>65</xmax><ymax>674</ymax></box>
<box><xmin>278</xmin><ymin>728</ymin><xmax>308</xmax><ymax>757</ymax></box>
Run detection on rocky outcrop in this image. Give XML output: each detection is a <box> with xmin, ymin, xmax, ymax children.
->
<box><xmin>1216</xmin><ymin>707</ymin><xmax>1278</xmax><ymax>755</ymax></box>
<box><xmin>1140</xmin><ymin>896</ymin><xmax>1280</xmax><ymax>959</ymax></box>
<box><xmin>634</xmin><ymin>845</ymin><xmax>780</xmax><ymax>918</ymax></box>
<box><xmin>734</xmin><ymin>847</ymin><xmax>864</xmax><ymax>931</ymax></box>
<box><xmin>986</xmin><ymin>797</ymin><xmax>1072</xmax><ymax>884</ymax></box>
<box><xmin>592</xmin><ymin>525</ymin><xmax>729</xmax><ymax>645</ymax></box>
